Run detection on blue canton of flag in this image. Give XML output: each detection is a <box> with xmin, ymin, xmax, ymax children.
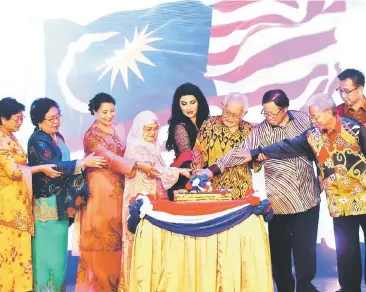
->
<box><xmin>44</xmin><ymin>0</ymin><xmax>216</xmax><ymax>139</ymax></box>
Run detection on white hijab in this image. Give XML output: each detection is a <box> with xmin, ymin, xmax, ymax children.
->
<box><xmin>125</xmin><ymin>110</ymin><xmax>161</xmax><ymax>157</ymax></box>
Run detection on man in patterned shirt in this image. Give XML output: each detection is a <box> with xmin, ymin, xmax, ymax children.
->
<box><xmin>235</xmin><ymin>93</ymin><xmax>366</xmax><ymax>292</ymax></box>
<box><xmin>191</xmin><ymin>92</ymin><xmax>261</xmax><ymax>199</ymax></box>
<box><xmin>336</xmin><ymin>68</ymin><xmax>366</xmax><ymax>126</ymax></box>
<box><xmin>200</xmin><ymin>89</ymin><xmax>321</xmax><ymax>292</ymax></box>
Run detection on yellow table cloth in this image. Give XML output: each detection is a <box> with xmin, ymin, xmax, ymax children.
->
<box><xmin>129</xmin><ymin>214</ymin><xmax>274</xmax><ymax>292</ymax></box>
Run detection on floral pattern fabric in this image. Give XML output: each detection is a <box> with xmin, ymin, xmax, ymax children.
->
<box><xmin>0</xmin><ymin>126</ymin><xmax>33</xmax><ymax>291</ymax></box>
<box><xmin>118</xmin><ymin>145</ymin><xmax>179</xmax><ymax>292</ymax></box>
<box><xmin>307</xmin><ymin>118</ymin><xmax>366</xmax><ymax>217</ymax></box>
<box><xmin>28</xmin><ymin>129</ymin><xmax>89</xmax><ymax>219</ymax></box>
<box><xmin>76</xmin><ymin>123</ymin><xmax>135</xmax><ymax>292</ymax></box>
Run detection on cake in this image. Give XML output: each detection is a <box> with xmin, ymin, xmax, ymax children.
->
<box><xmin>173</xmin><ymin>188</ymin><xmax>233</xmax><ymax>202</ymax></box>
<box><xmin>173</xmin><ymin>173</ymin><xmax>233</xmax><ymax>202</ymax></box>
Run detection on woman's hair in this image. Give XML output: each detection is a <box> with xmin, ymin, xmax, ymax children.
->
<box><xmin>0</xmin><ymin>97</ymin><xmax>25</xmax><ymax>125</ymax></box>
<box><xmin>166</xmin><ymin>83</ymin><xmax>209</xmax><ymax>152</ymax></box>
<box><xmin>88</xmin><ymin>92</ymin><xmax>116</xmax><ymax>115</ymax></box>
<box><xmin>262</xmin><ymin>89</ymin><xmax>290</xmax><ymax>108</ymax></box>
<box><xmin>30</xmin><ymin>97</ymin><xmax>60</xmax><ymax>127</ymax></box>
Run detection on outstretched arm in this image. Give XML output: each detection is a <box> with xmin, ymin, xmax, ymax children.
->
<box><xmin>251</xmin><ymin>131</ymin><xmax>313</xmax><ymax>160</ymax></box>
<box><xmin>84</xmin><ymin>130</ymin><xmax>135</xmax><ymax>176</ymax></box>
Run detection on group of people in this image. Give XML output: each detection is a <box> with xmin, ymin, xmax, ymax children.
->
<box><xmin>0</xmin><ymin>68</ymin><xmax>365</xmax><ymax>292</ymax></box>
<box><xmin>0</xmin><ymin>84</ymin><xmax>199</xmax><ymax>292</ymax></box>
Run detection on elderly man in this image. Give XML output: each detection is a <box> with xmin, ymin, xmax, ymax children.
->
<box><xmin>336</xmin><ymin>69</ymin><xmax>366</xmax><ymax>125</ymax></box>
<box><xmin>202</xmin><ymin>89</ymin><xmax>321</xmax><ymax>292</ymax></box>
<box><xmin>191</xmin><ymin>92</ymin><xmax>260</xmax><ymax>198</ymax></box>
<box><xmin>191</xmin><ymin>92</ymin><xmax>274</xmax><ymax>291</ymax></box>
<box><xmin>235</xmin><ymin>93</ymin><xmax>366</xmax><ymax>292</ymax></box>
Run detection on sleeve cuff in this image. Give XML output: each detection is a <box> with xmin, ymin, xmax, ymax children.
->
<box><xmin>74</xmin><ymin>160</ymin><xmax>83</xmax><ymax>174</ymax></box>
<box><xmin>208</xmin><ymin>164</ymin><xmax>221</xmax><ymax>177</ymax></box>
<box><xmin>250</xmin><ymin>148</ymin><xmax>261</xmax><ymax>159</ymax></box>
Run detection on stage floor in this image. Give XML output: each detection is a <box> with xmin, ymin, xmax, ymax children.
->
<box><xmin>65</xmin><ymin>279</ymin><xmax>366</xmax><ymax>291</ymax></box>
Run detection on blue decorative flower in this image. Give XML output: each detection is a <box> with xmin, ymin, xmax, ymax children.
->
<box><xmin>127</xmin><ymin>198</ymin><xmax>144</xmax><ymax>233</ymax></box>
<box><xmin>253</xmin><ymin>199</ymin><xmax>274</xmax><ymax>222</ymax></box>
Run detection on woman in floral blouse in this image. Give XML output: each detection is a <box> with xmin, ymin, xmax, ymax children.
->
<box><xmin>0</xmin><ymin>97</ymin><xmax>59</xmax><ymax>291</ymax></box>
<box><xmin>28</xmin><ymin>97</ymin><xmax>106</xmax><ymax>291</ymax></box>
<box><xmin>119</xmin><ymin>110</ymin><xmax>190</xmax><ymax>291</ymax></box>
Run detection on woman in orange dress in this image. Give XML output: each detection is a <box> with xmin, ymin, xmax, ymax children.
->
<box><xmin>118</xmin><ymin>110</ymin><xmax>190</xmax><ymax>291</ymax></box>
<box><xmin>0</xmin><ymin>97</ymin><xmax>60</xmax><ymax>291</ymax></box>
<box><xmin>76</xmin><ymin>93</ymin><xmax>156</xmax><ymax>292</ymax></box>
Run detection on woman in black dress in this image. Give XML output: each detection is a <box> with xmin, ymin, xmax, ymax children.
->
<box><xmin>166</xmin><ymin>82</ymin><xmax>210</xmax><ymax>200</ymax></box>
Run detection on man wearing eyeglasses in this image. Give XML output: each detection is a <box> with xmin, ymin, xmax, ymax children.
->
<box><xmin>198</xmin><ymin>89</ymin><xmax>321</xmax><ymax>292</ymax></box>
<box><xmin>227</xmin><ymin>93</ymin><xmax>366</xmax><ymax>292</ymax></box>
<box><xmin>191</xmin><ymin>92</ymin><xmax>261</xmax><ymax>199</ymax></box>
<box><xmin>191</xmin><ymin>93</ymin><xmax>276</xmax><ymax>290</ymax></box>
<box><xmin>336</xmin><ymin>69</ymin><xmax>366</xmax><ymax>126</ymax></box>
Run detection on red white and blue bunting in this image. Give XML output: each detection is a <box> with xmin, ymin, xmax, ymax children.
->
<box><xmin>127</xmin><ymin>192</ymin><xmax>274</xmax><ymax>237</ymax></box>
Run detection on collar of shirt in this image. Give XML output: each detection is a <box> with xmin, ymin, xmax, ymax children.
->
<box><xmin>219</xmin><ymin>115</ymin><xmax>248</xmax><ymax>130</ymax></box>
<box><xmin>344</xmin><ymin>97</ymin><xmax>366</xmax><ymax>113</ymax></box>
<box><xmin>322</xmin><ymin>116</ymin><xmax>342</xmax><ymax>143</ymax></box>
<box><xmin>0</xmin><ymin>125</ymin><xmax>12</xmax><ymax>137</ymax></box>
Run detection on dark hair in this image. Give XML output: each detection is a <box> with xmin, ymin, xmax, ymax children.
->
<box><xmin>88</xmin><ymin>92</ymin><xmax>116</xmax><ymax>115</ymax></box>
<box><xmin>30</xmin><ymin>97</ymin><xmax>60</xmax><ymax>127</ymax></box>
<box><xmin>262</xmin><ymin>89</ymin><xmax>289</xmax><ymax>108</ymax></box>
<box><xmin>337</xmin><ymin>69</ymin><xmax>365</xmax><ymax>87</ymax></box>
<box><xmin>166</xmin><ymin>83</ymin><xmax>210</xmax><ymax>152</ymax></box>
<box><xmin>0</xmin><ymin>97</ymin><xmax>25</xmax><ymax>125</ymax></box>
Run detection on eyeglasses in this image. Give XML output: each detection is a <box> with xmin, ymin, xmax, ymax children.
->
<box><xmin>11</xmin><ymin>115</ymin><xmax>25</xmax><ymax>123</ymax></box>
<box><xmin>261</xmin><ymin>108</ymin><xmax>283</xmax><ymax>117</ymax></box>
<box><xmin>144</xmin><ymin>126</ymin><xmax>160</xmax><ymax>133</ymax></box>
<box><xmin>44</xmin><ymin>114</ymin><xmax>62</xmax><ymax>124</ymax></box>
<box><xmin>310</xmin><ymin>111</ymin><xmax>326</xmax><ymax>122</ymax></box>
<box><xmin>222</xmin><ymin>109</ymin><xmax>243</xmax><ymax>120</ymax></box>
<box><xmin>336</xmin><ymin>86</ymin><xmax>360</xmax><ymax>99</ymax></box>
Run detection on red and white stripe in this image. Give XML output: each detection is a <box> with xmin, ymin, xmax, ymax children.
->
<box><xmin>205</xmin><ymin>0</ymin><xmax>346</xmax><ymax>120</ymax></box>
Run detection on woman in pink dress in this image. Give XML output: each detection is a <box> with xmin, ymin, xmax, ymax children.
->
<box><xmin>76</xmin><ymin>93</ymin><xmax>156</xmax><ymax>292</ymax></box>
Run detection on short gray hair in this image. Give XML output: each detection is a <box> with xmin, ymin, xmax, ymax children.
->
<box><xmin>222</xmin><ymin>92</ymin><xmax>249</xmax><ymax>111</ymax></box>
<box><xmin>305</xmin><ymin>93</ymin><xmax>337</xmax><ymax>115</ymax></box>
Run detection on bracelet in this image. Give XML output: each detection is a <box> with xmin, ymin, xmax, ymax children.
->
<box><xmin>133</xmin><ymin>161</ymin><xmax>139</xmax><ymax>170</ymax></box>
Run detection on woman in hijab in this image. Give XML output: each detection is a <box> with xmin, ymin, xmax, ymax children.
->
<box><xmin>118</xmin><ymin>110</ymin><xmax>190</xmax><ymax>291</ymax></box>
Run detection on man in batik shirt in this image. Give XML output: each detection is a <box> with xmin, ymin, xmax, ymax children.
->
<box><xmin>202</xmin><ymin>89</ymin><xmax>321</xmax><ymax>292</ymax></box>
<box><xmin>336</xmin><ymin>68</ymin><xmax>366</xmax><ymax>126</ymax></box>
<box><xmin>191</xmin><ymin>92</ymin><xmax>260</xmax><ymax>199</ymax></box>
<box><xmin>191</xmin><ymin>92</ymin><xmax>274</xmax><ymax>291</ymax></box>
<box><xmin>234</xmin><ymin>93</ymin><xmax>366</xmax><ymax>292</ymax></box>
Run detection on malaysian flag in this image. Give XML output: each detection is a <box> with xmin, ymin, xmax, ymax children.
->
<box><xmin>44</xmin><ymin>1</ymin><xmax>216</xmax><ymax>153</ymax></box>
<box><xmin>43</xmin><ymin>0</ymin><xmax>348</xmax><ymax>156</ymax></box>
